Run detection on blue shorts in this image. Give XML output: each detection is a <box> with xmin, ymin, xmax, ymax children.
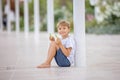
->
<box><xmin>54</xmin><ymin>48</ymin><xmax>71</xmax><ymax>67</ymax></box>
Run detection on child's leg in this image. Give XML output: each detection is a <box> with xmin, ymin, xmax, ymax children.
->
<box><xmin>45</xmin><ymin>41</ymin><xmax>59</xmax><ymax>64</ymax></box>
<box><xmin>37</xmin><ymin>41</ymin><xmax>59</xmax><ymax>68</ymax></box>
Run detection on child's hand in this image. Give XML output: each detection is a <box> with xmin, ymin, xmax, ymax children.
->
<box><xmin>49</xmin><ymin>34</ymin><xmax>55</xmax><ymax>41</ymax></box>
<box><xmin>55</xmin><ymin>37</ymin><xmax>62</xmax><ymax>46</ymax></box>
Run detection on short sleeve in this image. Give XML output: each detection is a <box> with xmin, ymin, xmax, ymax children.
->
<box><xmin>65</xmin><ymin>37</ymin><xmax>74</xmax><ymax>49</ymax></box>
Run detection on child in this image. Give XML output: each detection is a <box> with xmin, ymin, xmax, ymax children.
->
<box><xmin>37</xmin><ymin>20</ymin><xmax>75</xmax><ymax>68</ymax></box>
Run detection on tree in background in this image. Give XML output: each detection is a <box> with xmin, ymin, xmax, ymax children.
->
<box><xmin>86</xmin><ymin>0</ymin><xmax>120</xmax><ymax>34</ymax></box>
<box><xmin>41</xmin><ymin>0</ymin><xmax>73</xmax><ymax>31</ymax></box>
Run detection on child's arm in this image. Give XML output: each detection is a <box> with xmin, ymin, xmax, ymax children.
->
<box><xmin>56</xmin><ymin>38</ymin><xmax>72</xmax><ymax>57</ymax></box>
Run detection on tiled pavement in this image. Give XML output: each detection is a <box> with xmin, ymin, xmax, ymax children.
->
<box><xmin>0</xmin><ymin>32</ymin><xmax>120</xmax><ymax>80</ymax></box>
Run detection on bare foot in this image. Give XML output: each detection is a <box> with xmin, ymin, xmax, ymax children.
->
<box><xmin>37</xmin><ymin>63</ymin><xmax>51</xmax><ymax>68</ymax></box>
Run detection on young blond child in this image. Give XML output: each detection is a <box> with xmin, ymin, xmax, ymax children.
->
<box><xmin>37</xmin><ymin>20</ymin><xmax>75</xmax><ymax>68</ymax></box>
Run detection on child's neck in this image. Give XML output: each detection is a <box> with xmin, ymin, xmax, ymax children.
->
<box><xmin>62</xmin><ymin>35</ymin><xmax>69</xmax><ymax>39</ymax></box>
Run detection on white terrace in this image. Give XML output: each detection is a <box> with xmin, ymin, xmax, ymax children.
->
<box><xmin>0</xmin><ymin>32</ymin><xmax>120</xmax><ymax>80</ymax></box>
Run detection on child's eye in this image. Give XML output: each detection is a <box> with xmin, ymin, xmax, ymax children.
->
<box><xmin>59</xmin><ymin>28</ymin><xmax>61</xmax><ymax>30</ymax></box>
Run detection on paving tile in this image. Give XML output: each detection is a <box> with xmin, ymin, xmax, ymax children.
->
<box><xmin>0</xmin><ymin>32</ymin><xmax>120</xmax><ymax>80</ymax></box>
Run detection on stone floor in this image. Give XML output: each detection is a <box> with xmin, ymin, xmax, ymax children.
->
<box><xmin>0</xmin><ymin>32</ymin><xmax>120</xmax><ymax>80</ymax></box>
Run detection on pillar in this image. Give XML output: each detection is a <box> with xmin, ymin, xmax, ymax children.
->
<box><xmin>47</xmin><ymin>0</ymin><xmax>54</xmax><ymax>33</ymax></box>
<box><xmin>7</xmin><ymin>0</ymin><xmax>11</xmax><ymax>33</ymax></box>
<box><xmin>15</xmin><ymin>0</ymin><xmax>20</xmax><ymax>33</ymax></box>
<box><xmin>0</xmin><ymin>0</ymin><xmax>3</xmax><ymax>31</ymax></box>
<box><xmin>73</xmin><ymin>0</ymin><xmax>86</xmax><ymax>67</ymax></box>
<box><xmin>24</xmin><ymin>0</ymin><xmax>29</xmax><ymax>36</ymax></box>
<box><xmin>34</xmin><ymin>0</ymin><xmax>40</xmax><ymax>36</ymax></box>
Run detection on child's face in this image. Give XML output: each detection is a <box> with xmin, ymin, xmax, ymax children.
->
<box><xmin>57</xmin><ymin>25</ymin><xmax>70</xmax><ymax>38</ymax></box>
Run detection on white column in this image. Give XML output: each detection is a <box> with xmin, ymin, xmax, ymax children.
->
<box><xmin>0</xmin><ymin>0</ymin><xmax>3</xmax><ymax>31</ymax></box>
<box><xmin>15</xmin><ymin>0</ymin><xmax>20</xmax><ymax>33</ymax></box>
<box><xmin>7</xmin><ymin>0</ymin><xmax>11</xmax><ymax>33</ymax></box>
<box><xmin>34</xmin><ymin>0</ymin><xmax>40</xmax><ymax>36</ymax></box>
<box><xmin>24</xmin><ymin>0</ymin><xmax>29</xmax><ymax>36</ymax></box>
<box><xmin>73</xmin><ymin>0</ymin><xmax>86</xmax><ymax>67</ymax></box>
<box><xmin>47</xmin><ymin>0</ymin><xmax>54</xmax><ymax>33</ymax></box>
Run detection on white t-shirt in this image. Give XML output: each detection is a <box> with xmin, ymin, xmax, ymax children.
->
<box><xmin>61</xmin><ymin>35</ymin><xmax>76</xmax><ymax>66</ymax></box>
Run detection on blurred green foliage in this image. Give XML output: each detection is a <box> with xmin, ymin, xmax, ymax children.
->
<box><xmin>85</xmin><ymin>0</ymin><xmax>120</xmax><ymax>34</ymax></box>
<box><xmin>18</xmin><ymin>0</ymin><xmax>120</xmax><ymax>34</ymax></box>
<box><xmin>85</xmin><ymin>0</ymin><xmax>94</xmax><ymax>14</ymax></box>
<box><xmin>41</xmin><ymin>0</ymin><xmax>73</xmax><ymax>32</ymax></box>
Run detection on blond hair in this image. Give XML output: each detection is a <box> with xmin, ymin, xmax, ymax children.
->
<box><xmin>57</xmin><ymin>20</ymin><xmax>70</xmax><ymax>28</ymax></box>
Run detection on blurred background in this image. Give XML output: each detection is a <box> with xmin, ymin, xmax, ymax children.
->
<box><xmin>1</xmin><ymin>0</ymin><xmax>120</xmax><ymax>34</ymax></box>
